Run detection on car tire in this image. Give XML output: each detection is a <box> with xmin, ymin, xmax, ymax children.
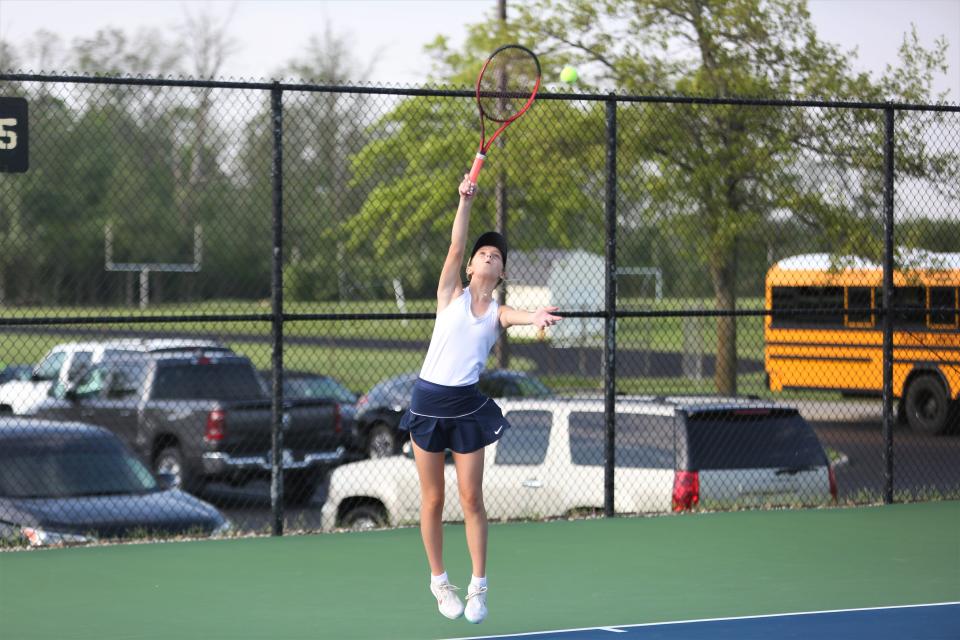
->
<box><xmin>565</xmin><ymin>506</ymin><xmax>603</xmax><ymax>519</ymax></box>
<box><xmin>155</xmin><ymin>446</ymin><xmax>201</xmax><ymax>494</ymax></box>
<box><xmin>904</xmin><ymin>375</ymin><xmax>951</xmax><ymax>435</ymax></box>
<box><xmin>283</xmin><ymin>469</ymin><xmax>322</xmax><ymax>506</ymax></box>
<box><xmin>341</xmin><ymin>504</ymin><xmax>388</xmax><ymax>531</ymax></box>
<box><xmin>367</xmin><ymin>422</ymin><xmax>398</xmax><ymax>459</ymax></box>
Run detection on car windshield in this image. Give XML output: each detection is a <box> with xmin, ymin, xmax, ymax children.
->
<box><xmin>684</xmin><ymin>410</ymin><xmax>827</xmax><ymax>470</ymax></box>
<box><xmin>0</xmin><ymin>440</ymin><xmax>158</xmax><ymax>498</ymax></box>
<box><xmin>152</xmin><ymin>361</ymin><xmax>264</xmax><ymax>400</ymax></box>
<box><xmin>285</xmin><ymin>377</ymin><xmax>356</xmax><ymax>403</ymax></box>
<box><xmin>479</xmin><ymin>372</ymin><xmax>552</xmax><ymax>398</ymax></box>
<box><xmin>33</xmin><ymin>351</ymin><xmax>66</xmax><ymax>381</ymax></box>
<box><xmin>513</xmin><ymin>375</ymin><xmax>552</xmax><ymax>397</ymax></box>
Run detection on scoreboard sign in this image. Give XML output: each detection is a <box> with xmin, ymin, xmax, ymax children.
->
<box><xmin>0</xmin><ymin>97</ymin><xmax>29</xmax><ymax>173</ymax></box>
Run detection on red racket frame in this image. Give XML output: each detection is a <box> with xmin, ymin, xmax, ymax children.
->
<box><xmin>468</xmin><ymin>44</ymin><xmax>541</xmax><ymax>183</ymax></box>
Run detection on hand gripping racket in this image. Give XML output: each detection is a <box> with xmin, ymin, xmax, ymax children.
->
<box><xmin>468</xmin><ymin>44</ymin><xmax>541</xmax><ymax>184</ymax></box>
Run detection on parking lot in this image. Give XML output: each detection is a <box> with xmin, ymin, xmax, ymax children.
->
<box><xmin>211</xmin><ymin>401</ymin><xmax>960</xmax><ymax>534</ymax></box>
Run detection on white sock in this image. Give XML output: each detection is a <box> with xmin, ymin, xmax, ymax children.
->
<box><xmin>470</xmin><ymin>575</ymin><xmax>487</xmax><ymax>589</ymax></box>
<box><xmin>431</xmin><ymin>571</ymin><xmax>449</xmax><ymax>585</ymax></box>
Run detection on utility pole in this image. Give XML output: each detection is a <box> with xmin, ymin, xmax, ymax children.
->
<box><xmin>494</xmin><ymin>0</ymin><xmax>510</xmax><ymax>368</ymax></box>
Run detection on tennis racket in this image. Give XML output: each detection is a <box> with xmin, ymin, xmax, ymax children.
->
<box><xmin>468</xmin><ymin>44</ymin><xmax>541</xmax><ymax>184</ymax></box>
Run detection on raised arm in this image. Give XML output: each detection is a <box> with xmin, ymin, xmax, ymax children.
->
<box><xmin>437</xmin><ymin>175</ymin><xmax>477</xmax><ymax>311</ymax></box>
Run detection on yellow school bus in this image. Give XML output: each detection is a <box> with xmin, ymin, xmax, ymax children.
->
<box><xmin>764</xmin><ymin>252</ymin><xmax>960</xmax><ymax>434</ymax></box>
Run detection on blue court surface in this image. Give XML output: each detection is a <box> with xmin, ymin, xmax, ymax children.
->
<box><xmin>448</xmin><ymin>602</ymin><xmax>960</xmax><ymax>640</ymax></box>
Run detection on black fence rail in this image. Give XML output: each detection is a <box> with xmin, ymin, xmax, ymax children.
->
<box><xmin>0</xmin><ymin>73</ymin><xmax>958</xmax><ymax>547</ymax></box>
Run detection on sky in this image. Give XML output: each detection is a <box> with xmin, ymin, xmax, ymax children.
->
<box><xmin>1</xmin><ymin>0</ymin><xmax>958</xmax><ymax>100</ymax></box>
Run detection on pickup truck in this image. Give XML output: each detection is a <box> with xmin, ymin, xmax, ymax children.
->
<box><xmin>0</xmin><ymin>338</ymin><xmax>231</xmax><ymax>415</ymax></box>
<box><xmin>35</xmin><ymin>351</ymin><xmax>349</xmax><ymax>504</ymax></box>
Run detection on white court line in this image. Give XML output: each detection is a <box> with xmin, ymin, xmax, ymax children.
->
<box><xmin>444</xmin><ymin>601</ymin><xmax>960</xmax><ymax>640</ymax></box>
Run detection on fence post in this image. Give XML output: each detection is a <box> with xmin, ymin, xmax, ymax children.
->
<box><xmin>270</xmin><ymin>82</ymin><xmax>286</xmax><ymax>534</ymax></box>
<box><xmin>604</xmin><ymin>95</ymin><xmax>618</xmax><ymax>517</ymax></box>
<box><xmin>881</xmin><ymin>105</ymin><xmax>895</xmax><ymax>505</ymax></box>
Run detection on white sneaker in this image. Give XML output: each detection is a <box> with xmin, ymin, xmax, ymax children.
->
<box><xmin>464</xmin><ymin>584</ymin><xmax>488</xmax><ymax>624</ymax></box>
<box><xmin>430</xmin><ymin>581</ymin><xmax>464</xmax><ymax>620</ymax></box>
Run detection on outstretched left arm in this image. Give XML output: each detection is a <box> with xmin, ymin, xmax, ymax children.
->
<box><xmin>499</xmin><ymin>305</ymin><xmax>561</xmax><ymax>329</ymax></box>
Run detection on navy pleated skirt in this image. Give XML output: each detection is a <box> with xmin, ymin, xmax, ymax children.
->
<box><xmin>398</xmin><ymin>378</ymin><xmax>510</xmax><ymax>453</ymax></box>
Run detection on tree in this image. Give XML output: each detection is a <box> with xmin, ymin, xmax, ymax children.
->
<box><xmin>0</xmin><ymin>40</ymin><xmax>26</xmax><ymax>304</ymax></box>
<box><xmin>0</xmin><ymin>38</ymin><xmax>22</xmax><ymax>71</ymax></box>
<box><xmin>244</xmin><ymin>24</ymin><xmax>380</xmax><ymax>302</ymax></box>
<box><xmin>0</xmin><ymin>27</ymin><xmax>203</xmax><ymax>305</ymax></box>
<box><xmin>507</xmin><ymin>0</ymin><xmax>956</xmax><ymax>394</ymax></box>
<box><xmin>73</xmin><ymin>28</ymin><xmax>182</xmax><ymax>76</ymax></box>
<box><xmin>341</xmin><ymin>19</ymin><xmax>607</xmax><ymax>305</ymax></box>
<box><xmin>170</xmin><ymin>8</ymin><xmax>240</xmax><ymax>301</ymax></box>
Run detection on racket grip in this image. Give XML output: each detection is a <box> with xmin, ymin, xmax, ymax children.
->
<box><xmin>468</xmin><ymin>153</ymin><xmax>486</xmax><ymax>184</ymax></box>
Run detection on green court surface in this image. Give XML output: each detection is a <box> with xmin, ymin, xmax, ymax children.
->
<box><xmin>1</xmin><ymin>501</ymin><xmax>957</xmax><ymax>640</ymax></box>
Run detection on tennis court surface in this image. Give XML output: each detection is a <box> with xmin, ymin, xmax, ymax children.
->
<box><xmin>1</xmin><ymin>501</ymin><xmax>957</xmax><ymax>639</ymax></box>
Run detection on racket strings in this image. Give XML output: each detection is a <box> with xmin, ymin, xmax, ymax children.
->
<box><xmin>477</xmin><ymin>48</ymin><xmax>540</xmax><ymax>122</ymax></box>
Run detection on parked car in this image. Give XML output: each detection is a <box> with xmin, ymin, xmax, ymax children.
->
<box><xmin>321</xmin><ymin>396</ymin><xmax>837</xmax><ymax>530</ymax></box>
<box><xmin>259</xmin><ymin>369</ymin><xmax>358</xmax><ymax>441</ymax></box>
<box><xmin>258</xmin><ymin>370</ymin><xmax>357</xmax><ymax>404</ymax></box>
<box><xmin>0</xmin><ymin>338</ymin><xmax>232</xmax><ymax>415</ymax></box>
<box><xmin>0</xmin><ymin>364</ymin><xmax>32</xmax><ymax>386</ymax></box>
<box><xmin>353</xmin><ymin>370</ymin><xmax>553</xmax><ymax>459</ymax></box>
<box><xmin>0</xmin><ymin>419</ymin><xmax>230</xmax><ymax>547</ymax></box>
<box><xmin>34</xmin><ymin>351</ymin><xmax>348</xmax><ymax>504</ymax></box>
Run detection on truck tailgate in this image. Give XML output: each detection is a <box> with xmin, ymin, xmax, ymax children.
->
<box><xmin>213</xmin><ymin>399</ymin><xmax>342</xmax><ymax>456</ymax></box>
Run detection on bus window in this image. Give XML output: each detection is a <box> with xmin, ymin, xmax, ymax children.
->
<box><xmin>845</xmin><ymin>287</ymin><xmax>873</xmax><ymax>327</ymax></box>
<box><xmin>875</xmin><ymin>287</ymin><xmax>926</xmax><ymax>328</ymax></box>
<box><xmin>929</xmin><ymin>287</ymin><xmax>958</xmax><ymax>328</ymax></box>
<box><xmin>896</xmin><ymin>287</ymin><xmax>926</xmax><ymax>327</ymax></box>
<box><xmin>771</xmin><ymin>286</ymin><xmax>844</xmax><ymax>327</ymax></box>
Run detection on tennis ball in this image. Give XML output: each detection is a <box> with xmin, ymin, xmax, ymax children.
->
<box><xmin>560</xmin><ymin>65</ymin><xmax>578</xmax><ymax>84</ymax></box>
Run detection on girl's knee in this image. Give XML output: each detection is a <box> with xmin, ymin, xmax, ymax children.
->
<box><xmin>421</xmin><ymin>491</ymin><xmax>445</xmax><ymax>513</ymax></box>
<box><xmin>459</xmin><ymin>490</ymin><xmax>485</xmax><ymax>515</ymax></box>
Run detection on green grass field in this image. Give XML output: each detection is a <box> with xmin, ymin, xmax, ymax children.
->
<box><xmin>0</xmin><ymin>296</ymin><xmax>766</xmax><ymax>351</ymax></box>
<box><xmin>0</xmin><ymin>296</ymin><xmax>816</xmax><ymax>397</ymax></box>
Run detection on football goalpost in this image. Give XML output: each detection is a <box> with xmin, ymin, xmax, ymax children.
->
<box><xmin>104</xmin><ymin>223</ymin><xmax>203</xmax><ymax>309</ymax></box>
<box><xmin>618</xmin><ymin>266</ymin><xmax>663</xmax><ymax>301</ymax></box>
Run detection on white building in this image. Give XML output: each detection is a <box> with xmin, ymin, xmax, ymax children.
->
<box><xmin>502</xmin><ymin>249</ymin><xmax>605</xmax><ymax>346</ymax></box>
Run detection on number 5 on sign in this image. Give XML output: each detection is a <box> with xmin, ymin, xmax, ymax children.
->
<box><xmin>0</xmin><ymin>97</ymin><xmax>29</xmax><ymax>173</ymax></box>
<box><xmin>0</xmin><ymin>118</ymin><xmax>18</xmax><ymax>150</ymax></box>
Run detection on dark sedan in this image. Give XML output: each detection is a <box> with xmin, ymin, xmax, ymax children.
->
<box><xmin>353</xmin><ymin>370</ymin><xmax>553</xmax><ymax>459</ymax></box>
<box><xmin>0</xmin><ymin>419</ymin><xmax>230</xmax><ymax>547</ymax></box>
<box><xmin>258</xmin><ymin>369</ymin><xmax>357</xmax><ymax>404</ymax></box>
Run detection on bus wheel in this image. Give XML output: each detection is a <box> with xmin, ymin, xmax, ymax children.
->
<box><xmin>904</xmin><ymin>375</ymin><xmax>950</xmax><ymax>435</ymax></box>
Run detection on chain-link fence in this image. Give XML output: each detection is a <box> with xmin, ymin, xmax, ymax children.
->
<box><xmin>0</xmin><ymin>73</ymin><xmax>958</xmax><ymax>546</ymax></box>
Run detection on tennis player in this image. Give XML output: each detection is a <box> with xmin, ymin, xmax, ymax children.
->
<box><xmin>399</xmin><ymin>174</ymin><xmax>561</xmax><ymax>624</ymax></box>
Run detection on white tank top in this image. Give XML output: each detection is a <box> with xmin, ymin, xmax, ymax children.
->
<box><xmin>419</xmin><ymin>288</ymin><xmax>500</xmax><ymax>386</ymax></box>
